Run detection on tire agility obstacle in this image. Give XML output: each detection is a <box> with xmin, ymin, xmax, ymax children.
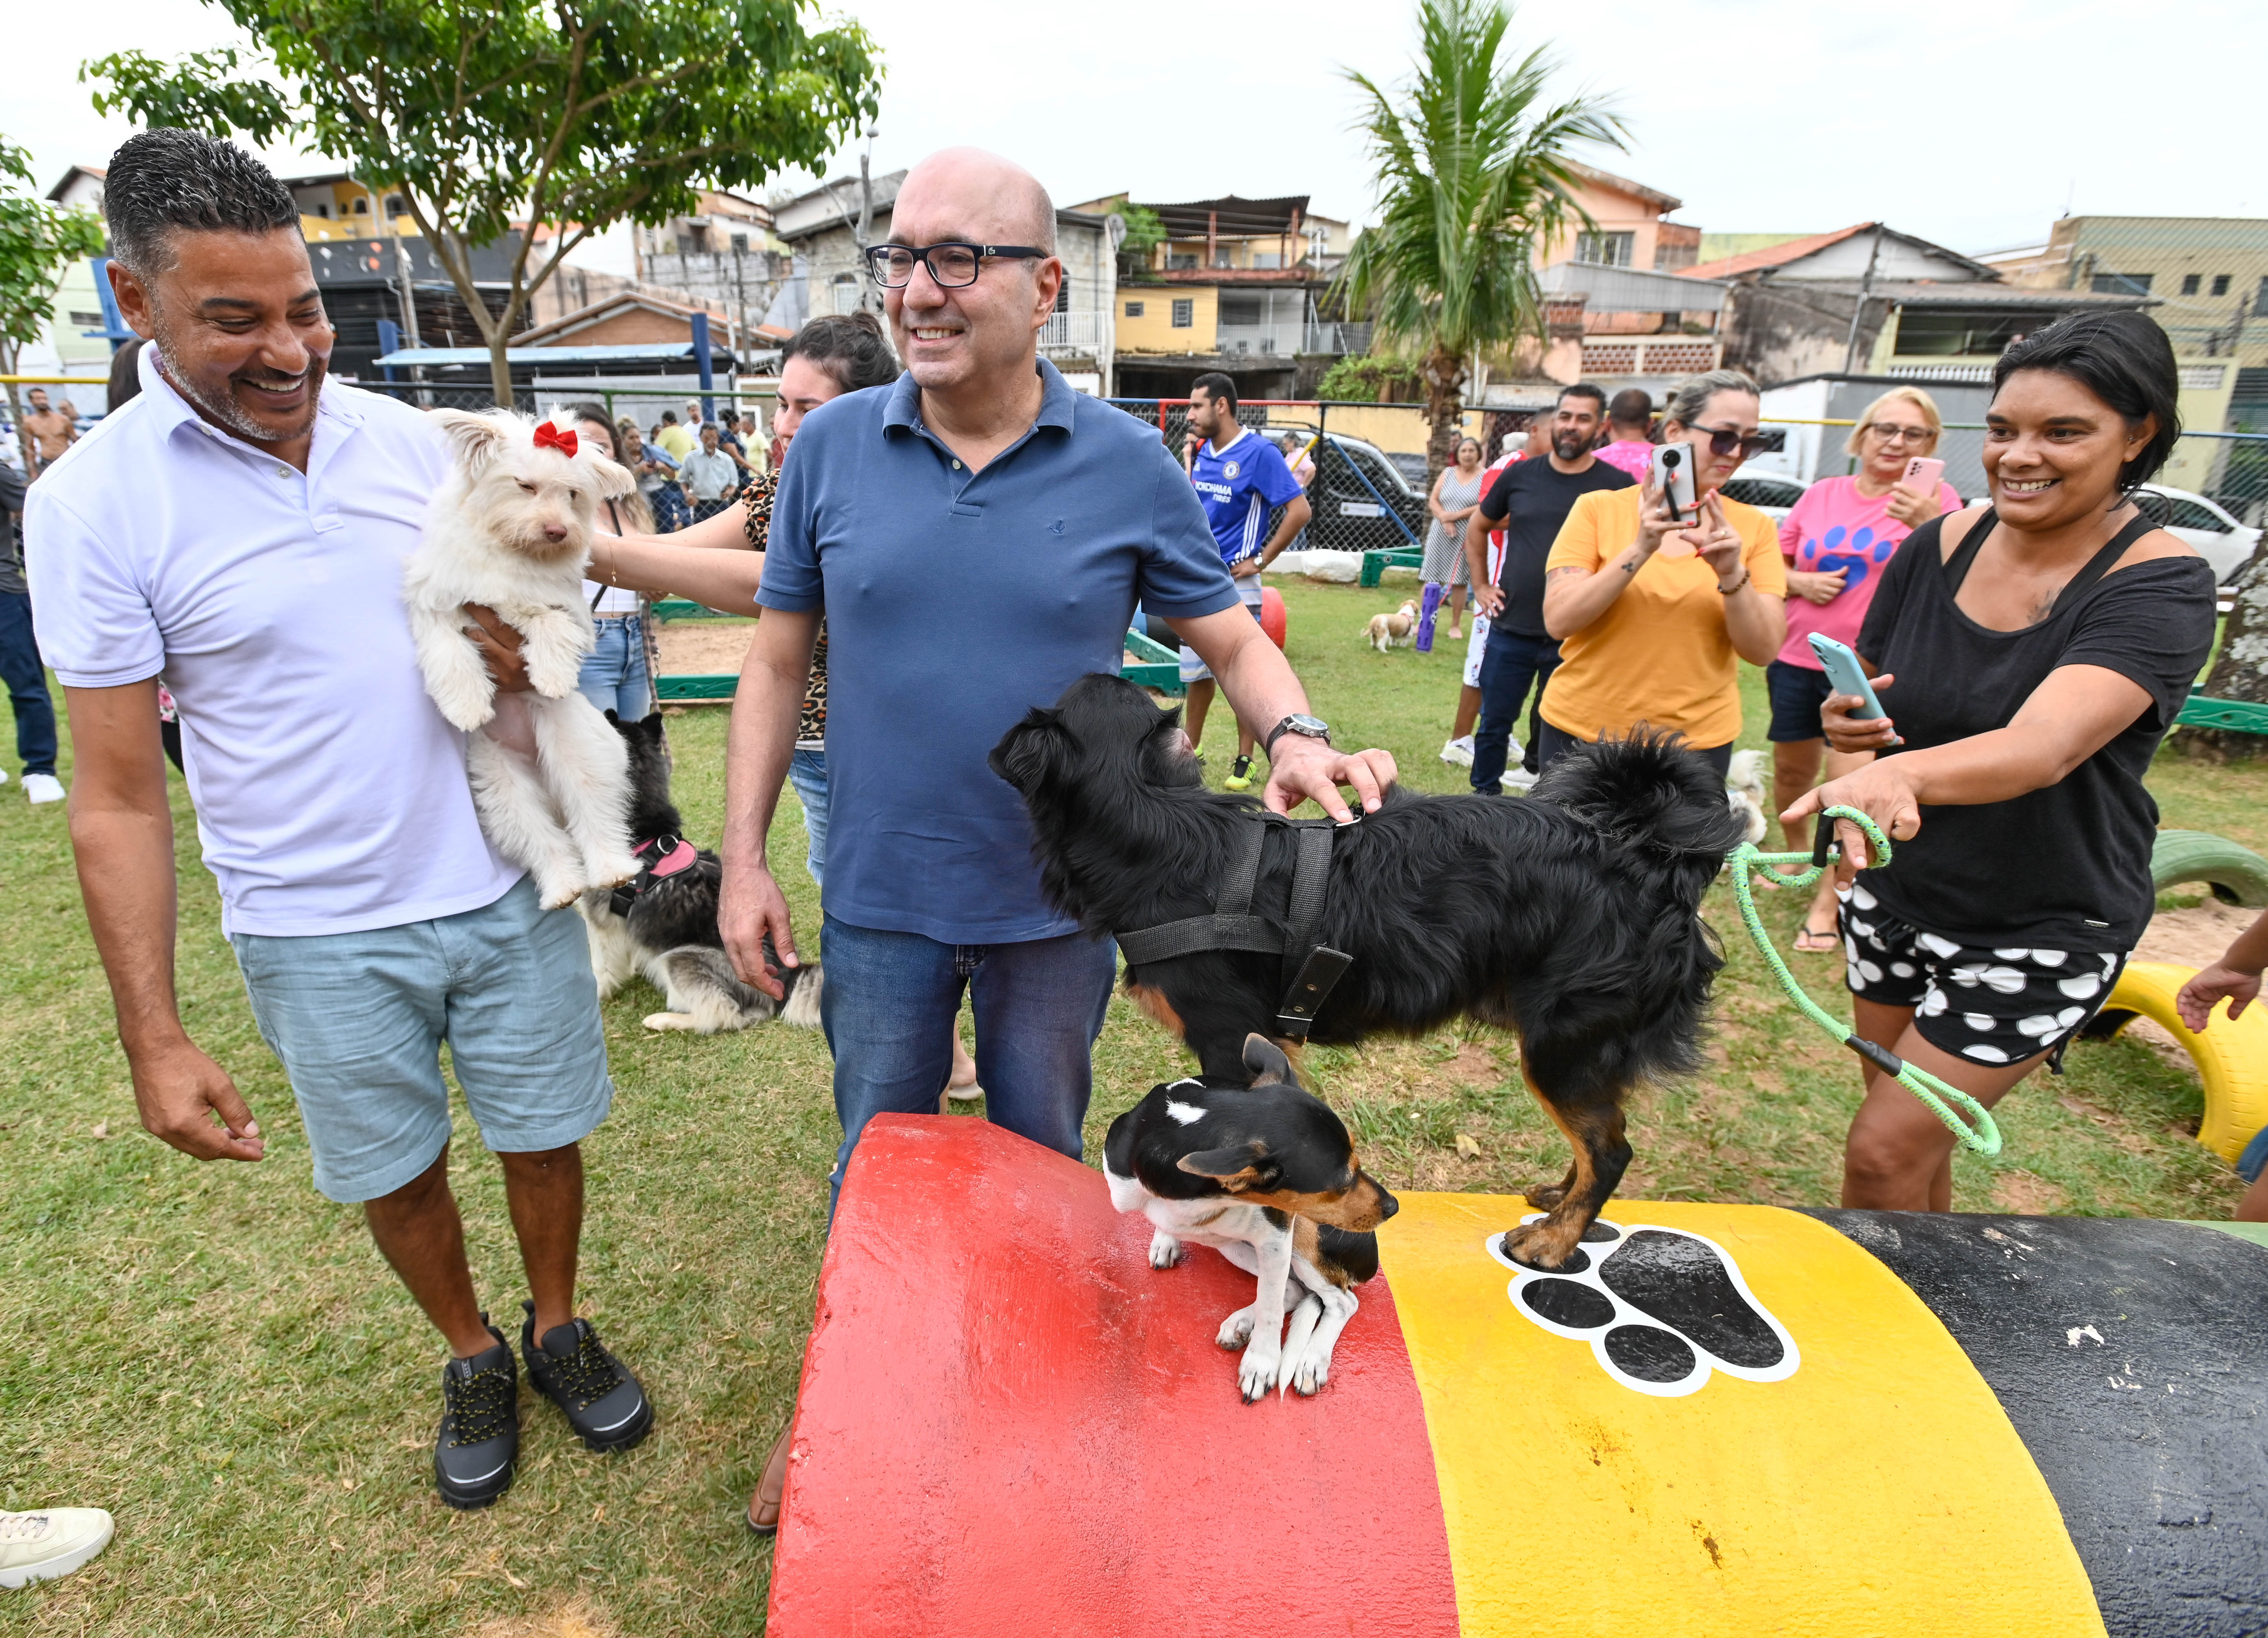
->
<box><xmin>2081</xmin><ymin>961</ymin><xmax>2268</xmax><ymax>1162</ymax></box>
<box><xmin>767</xmin><ymin>1116</ymin><xmax>2268</xmax><ymax>1638</ymax></box>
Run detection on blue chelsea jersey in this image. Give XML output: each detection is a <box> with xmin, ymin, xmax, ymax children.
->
<box><xmin>1189</xmin><ymin>429</ymin><xmax>1303</xmax><ymax>566</ymax></box>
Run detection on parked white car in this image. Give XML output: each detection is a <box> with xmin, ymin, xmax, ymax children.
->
<box><xmin>1717</xmin><ymin>472</ymin><xmax>1806</xmax><ymax>525</ymax></box>
<box><xmin>2133</xmin><ymin>485</ymin><xmax>2261</xmax><ymax>584</ymax></box>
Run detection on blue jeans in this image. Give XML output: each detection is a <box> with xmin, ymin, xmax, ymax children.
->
<box><xmin>576</xmin><ymin>615</ymin><xmax>652</xmax><ymax>720</ymax></box>
<box><xmin>0</xmin><ymin>591</ymin><xmax>58</xmax><ymax>777</ymax></box>
<box><xmin>818</xmin><ymin>913</ymin><xmax>1116</xmax><ymax>1217</ymax></box>
<box><xmin>788</xmin><ymin>747</ymin><xmax>828</xmax><ymax>886</ymax></box>
<box><xmin>1472</xmin><ymin>628</ymin><xmax>1560</xmax><ymax>794</ymax></box>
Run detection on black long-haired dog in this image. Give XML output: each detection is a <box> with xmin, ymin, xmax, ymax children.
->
<box><xmin>991</xmin><ymin>673</ymin><xmax>1744</xmax><ymax>1270</ymax></box>
<box><xmin>577</xmin><ymin>712</ymin><xmax>820</xmax><ymax>1033</ymax></box>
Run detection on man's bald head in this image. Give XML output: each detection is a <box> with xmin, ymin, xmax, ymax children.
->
<box><xmin>895</xmin><ymin>147</ymin><xmax>1055</xmax><ymax>253</ymax></box>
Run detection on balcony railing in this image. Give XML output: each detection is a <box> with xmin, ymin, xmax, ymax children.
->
<box><xmin>1039</xmin><ymin>310</ymin><xmax>1106</xmax><ymax>353</ymax></box>
<box><xmin>1577</xmin><ymin>337</ymin><xmax>1723</xmax><ymax>378</ymax></box>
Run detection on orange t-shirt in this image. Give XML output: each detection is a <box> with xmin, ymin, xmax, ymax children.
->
<box><xmin>1538</xmin><ymin>485</ymin><xmax>1786</xmax><ymax>749</ymax></box>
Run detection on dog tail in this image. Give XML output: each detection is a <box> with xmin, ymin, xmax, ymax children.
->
<box><xmin>1530</xmin><ymin>727</ymin><xmax>1748</xmax><ymax>866</ymax></box>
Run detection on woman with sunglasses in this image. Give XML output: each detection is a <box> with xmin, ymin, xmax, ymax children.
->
<box><xmin>1785</xmin><ymin>310</ymin><xmax>2215</xmax><ymax>1214</ymax></box>
<box><xmin>1536</xmin><ymin>369</ymin><xmax>1787</xmax><ymax>777</ymax></box>
<box><xmin>1771</xmin><ymin>387</ymin><xmax>1963</xmax><ymax>953</ymax></box>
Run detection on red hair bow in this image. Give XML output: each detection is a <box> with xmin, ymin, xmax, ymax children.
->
<box><xmin>532</xmin><ymin>420</ymin><xmax>579</xmax><ymax>457</ymax></box>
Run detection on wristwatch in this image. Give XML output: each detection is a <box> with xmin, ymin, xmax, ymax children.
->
<box><xmin>1264</xmin><ymin>713</ymin><xmax>1332</xmax><ymax>756</ymax></box>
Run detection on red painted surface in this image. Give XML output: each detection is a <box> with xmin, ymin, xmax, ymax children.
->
<box><xmin>767</xmin><ymin>1116</ymin><xmax>1461</xmax><ymax>1637</ymax></box>
<box><xmin>1260</xmin><ymin>585</ymin><xmax>1288</xmax><ymax>649</ymax></box>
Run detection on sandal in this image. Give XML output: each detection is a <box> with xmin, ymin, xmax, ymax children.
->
<box><xmin>745</xmin><ymin>1427</ymin><xmax>791</xmax><ymax>1537</ymax></box>
<box><xmin>1792</xmin><ymin>920</ymin><xmax>1839</xmax><ymax>954</ymax></box>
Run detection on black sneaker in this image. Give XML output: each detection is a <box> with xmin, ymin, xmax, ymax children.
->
<box><xmin>521</xmin><ymin>1302</ymin><xmax>653</xmax><ymax>1453</ymax></box>
<box><xmin>435</xmin><ymin>1318</ymin><xmax>519</xmax><ymax>1510</ymax></box>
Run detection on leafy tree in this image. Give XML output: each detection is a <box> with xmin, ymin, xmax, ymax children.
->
<box><xmin>0</xmin><ymin>136</ymin><xmax>108</xmax><ymax>474</ymax></box>
<box><xmin>87</xmin><ymin>0</ymin><xmax>881</xmax><ymax>406</ymax></box>
<box><xmin>1315</xmin><ymin>353</ymin><xmax>1423</xmax><ymax>404</ymax></box>
<box><xmin>1334</xmin><ymin>0</ymin><xmax>1620</xmax><ymax>480</ymax></box>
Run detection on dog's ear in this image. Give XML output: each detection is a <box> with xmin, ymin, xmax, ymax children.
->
<box><xmin>585</xmin><ymin>450</ymin><xmax>636</xmax><ymax>500</ymax></box>
<box><xmin>638</xmin><ymin>712</ymin><xmax>666</xmax><ymax>738</ymax></box>
<box><xmin>1177</xmin><ymin>1142</ymin><xmax>1270</xmax><ymax>1190</ymax></box>
<box><xmin>1242</xmin><ymin>1033</ymin><xmax>1300</xmax><ymax>1090</ymax></box>
<box><xmin>604</xmin><ymin>708</ymin><xmax>621</xmax><ymax>726</ymax></box>
<box><xmin>431</xmin><ymin>408</ymin><xmax>512</xmax><ymax>476</ymax></box>
<box><xmin>988</xmin><ymin>708</ymin><xmax>1075</xmax><ymax>794</ymax></box>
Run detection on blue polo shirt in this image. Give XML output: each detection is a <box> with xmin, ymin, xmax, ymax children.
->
<box><xmin>758</xmin><ymin>359</ymin><xmax>1239</xmax><ymax>942</ymax></box>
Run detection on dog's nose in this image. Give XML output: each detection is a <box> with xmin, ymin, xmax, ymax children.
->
<box><xmin>543</xmin><ymin>524</ymin><xmax>569</xmax><ymax>543</ymax></box>
<box><xmin>1376</xmin><ymin>1188</ymin><xmax>1400</xmax><ymax>1220</ymax></box>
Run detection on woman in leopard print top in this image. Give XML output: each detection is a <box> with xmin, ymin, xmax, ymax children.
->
<box><xmin>741</xmin><ymin>467</ymin><xmax>829</xmax><ymax>755</ymax></box>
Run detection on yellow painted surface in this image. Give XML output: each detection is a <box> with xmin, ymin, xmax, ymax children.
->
<box><xmin>1384</xmin><ymin>1193</ymin><xmax>2105</xmax><ymax>1638</ymax></box>
<box><xmin>2099</xmin><ymin>962</ymin><xmax>2268</xmax><ymax>1161</ymax></box>
<box><xmin>1117</xmin><ymin>286</ymin><xmax>1217</xmax><ymax>354</ymax></box>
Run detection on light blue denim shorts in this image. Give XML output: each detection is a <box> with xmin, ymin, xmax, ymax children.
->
<box><xmin>232</xmin><ymin>874</ymin><xmax>613</xmax><ymax>1203</ymax></box>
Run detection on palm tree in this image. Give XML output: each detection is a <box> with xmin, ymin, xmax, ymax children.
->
<box><xmin>1336</xmin><ymin>0</ymin><xmax>1623</xmax><ymax>480</ymax></box>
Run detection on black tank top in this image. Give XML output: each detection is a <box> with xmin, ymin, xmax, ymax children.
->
<box><xmin>1850</xmin><ymin>507</ymin><xmax>2217</xmax><ymax>950</ymax></box>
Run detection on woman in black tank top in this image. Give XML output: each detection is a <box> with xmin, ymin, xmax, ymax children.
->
<box><xmin>1781</xmin><ymin>312</ymin><xmax>2216</xmax><ymax>1214</ymax></box>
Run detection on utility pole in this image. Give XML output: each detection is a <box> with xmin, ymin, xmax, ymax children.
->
<box><xmin>1841</xmin><ymin>226</ymin><xmax>1882</xmax><ymax>376</ymax></box>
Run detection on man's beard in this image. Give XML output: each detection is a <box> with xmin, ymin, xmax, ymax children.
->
<box><xmin>1554</xmin><ymin>432</ymin><xmax>1590</xmax><ymax>462</ymax></box>
<box><xmin>152</xmin><ymin>318</ymin><xmax>325</xmax><ymax>444</ymax></box>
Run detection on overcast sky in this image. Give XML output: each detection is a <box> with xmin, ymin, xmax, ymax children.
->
<box><xmin>14</xmin><ymin>0</ymin><xmax>2261</xmax><ymax>275</ymax></box>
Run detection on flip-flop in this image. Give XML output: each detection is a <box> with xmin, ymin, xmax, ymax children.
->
<box><xmin>1792</xmin><ymin>922</ymin><xmax>1839</xmax><ymax>954</ymax></box>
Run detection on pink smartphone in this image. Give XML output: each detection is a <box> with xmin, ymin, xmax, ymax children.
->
<box><xmin>1901</xmin><ymin>457</ymin><xmax>1945</xmax><ymax>495</ymax></box>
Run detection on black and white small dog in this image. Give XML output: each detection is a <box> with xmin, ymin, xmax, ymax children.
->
<box><xmin>1105</xmin><ymin>1034</ymin><xmax>1398</xmax><ymax>1402</ymax></box>
<box><xmin>578</xmin><ymin>712</ymin><xmax>821</xmax><ymax>1033</ymax></box>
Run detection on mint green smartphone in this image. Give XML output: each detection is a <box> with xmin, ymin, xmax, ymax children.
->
<box><xmin>1807</xmin><ymin>634</ymin><xmax>1892</xmax><ymax>727</ymax></box>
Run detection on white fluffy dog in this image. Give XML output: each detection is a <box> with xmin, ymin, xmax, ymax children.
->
<box><xmin>404</xmin><ymin>410</ymin><xmax>642</xmax><ymax>909</ymax></box>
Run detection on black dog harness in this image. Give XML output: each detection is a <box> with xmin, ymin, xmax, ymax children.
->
<box><xmin>1112</xmin><ymin>815</ymin><xmax>1354</xmax><ymax>1039</ymax></box>
<box><xmin>608</xmin><ymin>833</ymin><xmax>699</xmax><ymax>917</ymax></box>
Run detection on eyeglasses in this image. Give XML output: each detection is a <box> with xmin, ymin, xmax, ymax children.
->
<box><xmin>1694</xmin><ymin>424</ymin><xmax>1770</xmax><ymax>458</ymax></box>
<box><xmin>863</xmin><ymin>242</ymin><xmax>1049</xmax><ymax>288</ymax></box>
<box><xmin>1864</xmin><ymin>422</ymin><xmax>1933</xmax><ymax>444</ymax></box>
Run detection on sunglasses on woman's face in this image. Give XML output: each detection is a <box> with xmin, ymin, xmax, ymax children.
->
<box><xmin>1694</xmin><ymin>424</ymin><xmax>1769</xmax><ymax>458</ymax></box>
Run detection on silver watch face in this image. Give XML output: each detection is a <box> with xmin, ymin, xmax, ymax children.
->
<box><xmin>1286</xmin><ymin>714</ymin><xmax>1328</xmax><ymax>736</ymax></box>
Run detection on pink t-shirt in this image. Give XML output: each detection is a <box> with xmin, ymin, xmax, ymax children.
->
<box><xmin>1776</xmin><ymin>474</ymin><xmax>1963</xmax><ymax>668</ymax></box>
<box><xmin>1595</xmin><ymin>439</ymin><xmax>1654</xmax><ymax>482</ymax></box>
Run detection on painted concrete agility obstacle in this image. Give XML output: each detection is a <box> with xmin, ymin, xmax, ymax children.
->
<box><xmin>767</xmin><ymin>1116</ymin><xmax>2268</xmax><ymax>1638</ymax></box>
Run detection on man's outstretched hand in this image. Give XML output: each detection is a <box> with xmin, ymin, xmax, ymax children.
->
<box><xmin>1262</xmin><ymin>735</ymin><xmax>1398</xmax><ymax>824</ymax></box>
<box><xmin>130</xmin><ymin>1038</ymin><xmax>264</xmax><ymax>1162</ymax></box>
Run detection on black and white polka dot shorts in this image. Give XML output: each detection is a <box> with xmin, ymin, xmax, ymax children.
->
<box><xmin>1837</xmin><ymin>880</ymin><xmax>2127</xmax><ymax>1067</ymax></box>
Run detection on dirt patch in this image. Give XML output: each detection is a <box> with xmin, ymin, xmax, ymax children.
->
<box><xmin>655</xmin><ymin>622</ymin><xmax>755</xmax><ymax>677</ymax></box>
<box><xmin>468</xmin><ymin>1593</ymin><xmax>620</xmax><ymax>1638</ymax></box>
<box><xmin>1991</xmin><ymin>1170</ymin><xmax>2072</xmax><ymax>1214</ymax></box>
<box><xmin>2134</xmin><ymin>899</ymin><xmax>2257</xmax><ymax>971</ymax></box>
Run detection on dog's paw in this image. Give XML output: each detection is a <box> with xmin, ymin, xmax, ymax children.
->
<box><xmin>585</xmin><ymin>852</ymin><xmax>642</xmax><ymax>892</ymax></box>
<box><xmin>1148</xmin><ymin>1231</ymin><xmax>1184</xmax><ymax>1270</ymax></box>
<box><xmin>1238</xmin><ymin>1343</ymin><xmax>1282</xmax><ymax>1405</ymax></box>
<box><xmin>1496</xmin><ymin>1216</ymin><xmax>1588</xmax><ymax>1271</ymax></box>
<box><xmin>642</xmin><ymin>1012</ymin><xmax>698</xmax><ymax>1032</ymax></box>
<box><xmin>1523</xmin><ymin>1180</ymin><xmax>1570</xmax><ymax>1212</ymax></box>
<box><xmin>536</xmin><ymin>874</ymin><xmax>587</xmax><ymax>911</ymax></box>
<box><xmin>1215</xmin><ymin>1305</ymin><xmax>1257</xmax><ymax>1351</ymax></box>
<box><xmin>1488</xmin><ymin>1216</ymin><xmax>1799</xmax><ymax>1397</ymax></box>
<box><xmin>1283</xmin><ymin>1341</ymin><xmax>1329</xmax><ymax>1398</ymax></box>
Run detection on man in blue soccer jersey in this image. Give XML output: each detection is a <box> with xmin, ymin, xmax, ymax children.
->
<box><xmin>1180</xmin><ymin>373</ymin><xmax>1310</xmax><ymax>789</ymax></box>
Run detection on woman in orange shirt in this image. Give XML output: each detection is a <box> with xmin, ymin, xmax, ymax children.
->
<box><xmin>1537</xmin><ymin>369</ymin><xmax>1787</xmax><ymax>776</ymax></box>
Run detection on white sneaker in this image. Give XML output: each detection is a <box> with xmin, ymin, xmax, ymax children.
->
<box><xmin>0</xmin><ymin>766</ymin><xmax>9</xmax><ymax>785</ymax></box>
<box><xmin>1503</xmin><ymin>767</ymin><xmax>1541</xmax><ymax>791</ymax></box>
<box><xmin>22</xmin><ymin>773</ymin><xmax>63</xmax><ymax>805</ymax></box>
<box><xmin>0</xmin><ymin>1508</ymin><xmax>115</xmax><ymax>1588</ymax></box>
<box><xmin>1439</xmin><ymin>736</ymin><xmax>1475</xmax><ymax>767</ymax></box>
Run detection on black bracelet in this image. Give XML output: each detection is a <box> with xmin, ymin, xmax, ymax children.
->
<box><xmin>1717</xmin><ymin>568</ymin><xmax>1750</xmax><ymax>595</ymax></box>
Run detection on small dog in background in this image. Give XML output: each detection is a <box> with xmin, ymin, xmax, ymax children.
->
<box><xmin>1725</xmin><ymin>749</ymin><xmax>1769</xmax><ymax>847</ymax></box>
<box><xmin>1105</xmin><ymin>1034</ymin><xmax>1398</xmax><ymax>1402</ymax></box>
<box><xmin>580</xmin><ymin>711</ymin><xmax>821</xmax><ymax>1033</ymax></box>
<box><xmin>405</xmin><ymin>411</ymin><xmax>641</xmax><ymax>909</ymax></box>
<box><xmin>1363</xmin><ymin>598</ymin><xmax>1421</xmax><ymax>652</ymax></box>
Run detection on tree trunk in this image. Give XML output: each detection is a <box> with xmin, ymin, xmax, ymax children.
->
<box><xmin>2</xmin><ymin>345</ymin><xmax>29</xmax><ymax>479</ymax></box>
<box><xmin>488</xmin><ymin>336</ymin><xmax>516</xmax><ymax>414</ymax></box>
<box><xmin>1422</xmin><ymin>342</ymin><xmax>1465</xmax><ymax>492</ymax></box>
<box><xmin>2185</xmin><ymin>551</ymin><xmax>2268</xmax><ymax>760</ymax></box>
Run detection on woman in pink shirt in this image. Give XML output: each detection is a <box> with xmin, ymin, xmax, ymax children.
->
<box><xmin>1769</xmin><ymin>387</ymin><xmax>1962</xmax><ymax>951</ymax></box>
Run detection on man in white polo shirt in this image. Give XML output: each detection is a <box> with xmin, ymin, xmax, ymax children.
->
<box><xmin>25</xmin><ymin>130</ymin><xmax>649</xmax><ymax>1511</ymax></box>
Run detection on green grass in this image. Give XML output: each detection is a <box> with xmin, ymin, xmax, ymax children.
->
<box><xmin>2</xmin><ymin>574</ymin><xmax>2259</xmax><ymax>1635</ymax></box>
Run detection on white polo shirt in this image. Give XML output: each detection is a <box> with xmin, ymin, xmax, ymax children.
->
<box><xmin>26</xmin><ymin>347</ymin><xmax>519</xmax><ymax>937</ymax></box>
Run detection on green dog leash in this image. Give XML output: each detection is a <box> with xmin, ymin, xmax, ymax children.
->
<box><xmin>1727</xmin><ymin>806</ymin><xmax>2002</xmax><ymax>1157</ymax></box>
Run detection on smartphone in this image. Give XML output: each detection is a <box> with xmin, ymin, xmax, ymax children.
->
<box><xmin>1650</xmin><ymin>442</ymin><xmax>1698</xmax><ymax>520</ymax></box>
<box><xmin>1900</xmin><ymin>456</ymin><xmax>1945</xmax><ymax>496</ymax></box>
<box><xmin>1808</xmin><ymin>634</ymin><xmax>1896</xmax><ymax>738</ymax></box>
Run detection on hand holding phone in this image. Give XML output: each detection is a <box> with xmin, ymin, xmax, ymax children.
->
<box><xmin>1650</xmin><ymin>443</ymin><xmax>1698</xmax><ymax>521</ymax></box>
<box><xmin>1809</xmin><ymin>633</ymin><xmax>1901</xmax><ymax>747</ymax></box>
